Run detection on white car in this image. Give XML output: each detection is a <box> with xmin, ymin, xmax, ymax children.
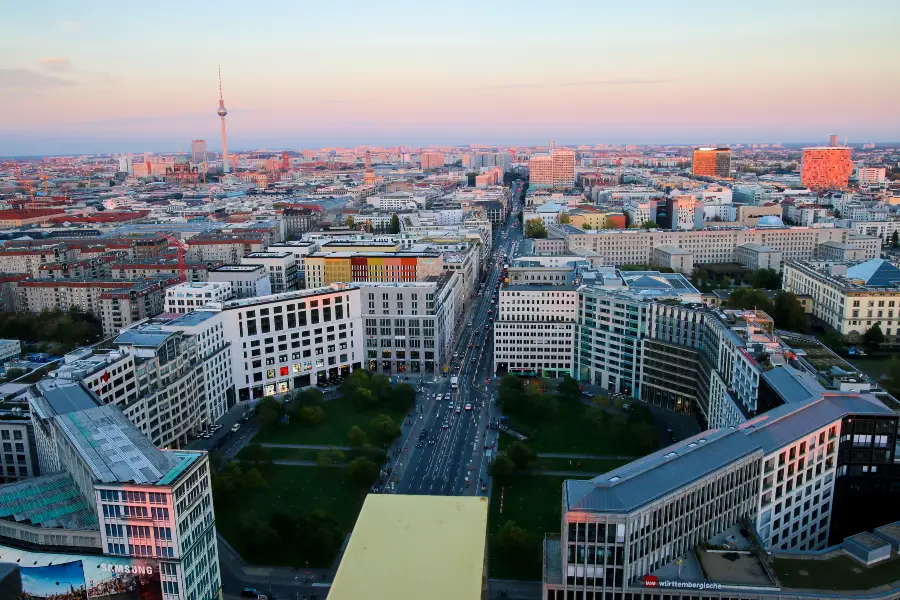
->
<box><xmin>464</xmin><ymin>403</ymin><xmax>472</xmax><ymax>411</ymax></box>
<box><xmin>455</xmin><ymin>407</ymin><xmax>462</xmax><ymax>414</ymax></box>
<box><xmin>231</xmin><ymin>423</ymin><xmax>241</xmax><ymax>433</ymax></box>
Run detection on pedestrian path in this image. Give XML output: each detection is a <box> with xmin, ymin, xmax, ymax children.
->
<box><xmin>235</xmin><ymin>459</ymin><xmax>347</xmax><ymax>468</ymax></box>
<box><xmin>261</xmin><ymin>443</ymin><xmax>352</xmax><ymax>450</ymax></box>
<box><xmin>537</xmin><ymin>452</ymin><xmax>638</xmax><ymax>460</ymax></box>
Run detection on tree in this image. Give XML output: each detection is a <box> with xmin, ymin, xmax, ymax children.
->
<box><xmin>498</xmin><ymin>374</ymin><xmax>526</xmax><ymax>414</ymax></box>
<box><xmin>359</xmin><ymin>444</ymin><xmax>387</xmax><ymax>464</ymax></box>
<box><xmin>293</xmin><ymin>388</ymin><xmax>324</xmax><ymax>407</ymax></box>
<box><xmin>316</xmin><ymin>447</ymin><xmax>346</xmax><ymax>468</ymax></box>
<box><xmin>348</xmin><ymin>425</ymin><xmax>369</xmax><ymax>447</ymax></box>
<box><xmin>770</xmin><ymin>291</ymin><xmax>807</xmax><ymax>332</ymax></box>
<box><xmin>369</xmin><ymin>414</ymin><xmax>401</xmax><ymax>443</ymax></box>
<box><xmin>345</xmin><ymin>215</ymin><xmax>355</xmax><ymax>228</ymax></box>
<box><xmin>893</xmin><ymin>231</ymin><xmax>899</xmax><ymax>248</ymax></box>
<box><xmin>390</xmin><ymin>382</ymin><xmax>416</xmax><ymax>411</ymax></box>
<box><xmin>295</xmin><ymin>511</ymin><xmax>343</xmax><ymax>565</ymax></box>
<box><xmin>2</xmin><ymin>368</ymin><xmax>26</xmax><ymax>381</ymax></box>
<box><xmin>489</xmin><ymin>452</ymin><xmax>518</xmax><ymax>482</ymax></box>
<box><xmin>864</xmin><ymin>323</ymin><xmax>886</xmax><ymax>347</ymax></box>
<box><xmin>256</xmin><ymin>396</ymin><xmax>284</xmax><ymax>428</ymax></box>
<box><xmin>299</xmin><ymin>405</ymin><xmax>327</xmax><ymax>426</ymax></box>
<box><xmin>750</xmin><ymin>268</ymin><xmax>782</xmax><ymax>290</ymax></box>
<box><xmin>524</xmin><ymin>218</ymin><xmax>548</xmax><ymax>239</ymax></box>
<box><xmin>241</xmin><ymin>444</ymin><xmax>273</xmax><ymax>470</ymax></box>
<box><xmin>724</xmin><ymin>288</ymin><xmax>772</xmax><ymax>312</ymax></box>
<box><xmin>558</xmin><ymin>212</ymin><xmax>571</xmax><ymax>225</ymax></box>
<box><xmin>558</xmin><ymin>375</ymin><xmax>580</xmax><ymax>399</ymax></box>
<box><xmin>239</xmin><ymin>510</ymin><xmax>279</xmax><ymax>552</ymax></box>
<box><xmin>583</xmin><ymin>222</ymin><xmax>593</xmax><ymax>230</ymax></box>
<box><xmin>641</xmin><ymin>220</ymin><xmax>660</xmax><ymax>229</ymax></box>
<box><xmin>506</xmin><ymin>441</ymin><xmax>536</xmax><ymax>470</ymax></box>
<box><xmin>493</xmin><ymin>520</ymin><xmax>533</xmax><ymax>564</ymax></box>
<box><xmin>819</xmin><ymin>330</ymin><xmax>848</xmax><ymax>355</ymax></box>
<box><xmin>347</xmin><ymin>457</ymin><xmax>379</xmax><ymax>487</ymax></box>
<box><xmin>389</xmin><ymin>213</ymin><xmax>401</xmax><ymax>234</ymax></box>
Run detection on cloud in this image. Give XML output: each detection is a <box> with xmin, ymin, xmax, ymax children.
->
<box><xmin>37</xmin><ymin>57</ymin><xmax>73</xmax><ymax>73</ymax></box>
<box><xmin>61</xmin><ymin>20</ymin><xmax>85</xmax><ymax>32</ymax></box>
<box><xmin>0</xmin><ymin>69</ymin><xmax>75</xmax><ymax>91</ymax></box>
<box><xmin>469</xmin><ymin>78</ymin><xmax>673</xmax><ymax>91</ymax></box>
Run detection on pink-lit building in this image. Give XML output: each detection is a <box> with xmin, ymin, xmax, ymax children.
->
<box><xmin>529</xmin><ymin>146</ymin><xmax>575</xmax><ymax>188</ymax></box>
<box><xmin>420</xmin><ymin>152</ymin><xmax>445</xmax><ymax>169</ymax></box>
<box><xmin>801</xmin><ymin>147</ymin><xmax>853</xmax><ymax>191</ymax></box>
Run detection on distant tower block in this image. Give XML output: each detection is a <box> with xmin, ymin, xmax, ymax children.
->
<box><xmin>829</xmin><ymin>134</ymin><xmax>838</xmax><ymax>147</ymax></box>
<box><xmin>217</xmin><ymin>67</ymin><xmax>230</xmax><ymax>173</ymax></box>
<box><xmin>281</xmin><ymin>151</ymin><xmax>290</xmax><ymax>171</ymax></box>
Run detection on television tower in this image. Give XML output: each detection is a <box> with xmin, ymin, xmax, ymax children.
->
<box><xmin>217</xmin><ymin>66</ymin><xmax>230</xmax><ymax>173</ymax></box>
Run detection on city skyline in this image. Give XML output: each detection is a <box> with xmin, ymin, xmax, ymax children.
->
<box><xmin>2</xmin><ymin>0</ymin><xmax>900</xmax><ymax>156</ymax></box>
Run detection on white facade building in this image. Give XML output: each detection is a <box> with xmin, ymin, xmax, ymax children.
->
<box><xmin>164</xmin><ymin>282</ymin><xmax>233</xmax><ymax>314</ymax></box>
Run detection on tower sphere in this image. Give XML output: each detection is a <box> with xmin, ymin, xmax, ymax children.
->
<box><xmin>217</xmin><ymin>106</ymin><xmax>228</xmax><ymax>117</ymax></box>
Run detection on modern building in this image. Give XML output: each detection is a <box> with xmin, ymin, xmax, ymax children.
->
<box><xmin>3</xmin><ymin>378</ymin><xmax>222</xmax><ymax>600</ymax></box>
<box><xmin>529</xmin><ymin>146</ymin><xmax>576</xmax><ymax>189</ymax></box>
<box><xmin>0</xmin><ymin>340</ymin><xmax>21</xmax><ymax>366</ymax></box>
<box><xmin>164</xmin><ymin>281</ymin><xmax>233</xmax><ymax>314</ymax></box>
<box><xmin>329</xmin><ymin>495</ymin><xmax>488</xmax><ymax>600</ymax></box>
<box><xmin>783</xmin><ymin>259</ymin><xmax>900</xmax><ymax>341</ymax></box>
<box><xmin>0</xmin><ymin>402</ymin><xmax>36</xmax><ymax>484</ymax></box>
<box><xmin>420</xmin><ymin>152</ymin><xmax>445</xmax><ymax>170</ymax></box>
<box><xmin>190</xmin><ymin>139</ymin><xmax>207</xmax><ymax>164</ymax></box>
<box><xmin>304</xmin><ymin>252</ymin><xmax>444</xmax><ymax>289</ymax></box>
<box><xmin>801</xmin><ymin>146</ymin><xmax>854</xmax><ymax>191</ymax></box>
<box><xmin>111</xmin><ymin>259</ymin><xmax>223</xmax><ymax>282</ymax></box>
<box><xmin>240</xmin><ymin>251</ymin><xmax>298</xmax><ymax>293</ymax></box>
<box><xmin>359</xmin><ymin>273</ymin><xmax>463</xmax><ymax>375</ymax></box>
<box><xmin>207</xmin><ymin>265</ymin><xmax>271</xmax><ymax>299</ymax></box>
<box><xmin>212</xmin><ymin>284</ymin><xmax>363</xmax><ymax>401</ymax></box>
<box><xmin>692</xmin><ymin>147</ymin><xmax>732</xmax><ymax>178</ymax></box>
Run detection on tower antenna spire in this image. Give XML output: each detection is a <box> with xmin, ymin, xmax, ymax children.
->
<box><xmin>217</xmin><ymin>66</ymin><xmax>229</xmax><ymax>173</ymax></box>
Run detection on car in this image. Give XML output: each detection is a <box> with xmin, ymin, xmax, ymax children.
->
<box><xmin>464</xmin><ymin>403</ymin><xmax>472</xmax><ymax>411</ymax></box>
<box><xmin>212</xmin><ymin>424</ymin><xmax>222</xmax><ymax>430</ymax></box>
<box><xmin>581</xmin><ymin>391</ymin><xmax>595</xmax><ymax>398</ymax></box>
<box><xmin>471</xmin><ymin>356</ymin><xmax>477</xmax><ymax>362</ymax></box>
<box><xmin>671</xmin><ymin>436</ymin><xmax>678</xmax><ymax>443</ymax></box>
<box><xmin>448</xmin><ymin>402</ymin><xmax>455</xmax><ymax>409</ymax></box>
<box><xmin>484</xmin><ymin>324</ymin><xmax>489</xmax><ymax>329</ymax></box>
<box><xmin>455</xmin><ymin>407</ymin><xmax>462</xmax><ymax>413</ymax></box>
<box><xmin>242</xmin><ymin>589</ymin><xmax>262</xmax><ymax>599</ymax></box>
<box><xmin>666</xmin><ymin>426</ymin><xmax>674</xmax><ymax>433</ymax></box>
<box><xmin>415</xmin><ymin>442</ymin><xmax>424</xmax><ymax>448</ymax></box>
<box><xmin>435</xmin><ymin>393</ymin><xmax>442</xmax><ymax>401</ymax></box>
<box><xmin>488</xmin><ymin>309</ymin><xmax>493</xmax><ymax>314</ymax></box>
<box><xmin>622</xmin><ymin>403</ymin><xmax>630</xmax><ymax>410</ymax></box>
<box><xmin>231</xmin><ymin>423</ymin><xmax>241</xmax><ymax>433</ymax></box>
<box><xmin>444</xmin><ymin>393</ymin><xmax>452</xmax><ymax>401</ymax></box>
<box><xmin>468</xmin><ymin>343</ymin><xmax>473</xmax><ymax>348</ymax></box>
<box><xmin>474</xmin><ymin>343</ymin><xmax>481</xmax><ymax>348</ymax></box>
<box><xmin>428</xmin><ymin>438</ymin><xmax>436</xmax><ymax>445</ymax></box>
<box><xmin>442</xmin><ymin>422</ymin><xmax>450</xmax><ymax>429</ymax></box>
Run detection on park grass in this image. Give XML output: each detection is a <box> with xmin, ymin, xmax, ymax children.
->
<box><xmin>252</xmin><ymin>394</ymin><xmax>408</xmax><ymax>446</ymax></box>
<box><xmin>535</xmin><ymin>457</ymin><xmax>630</xmax><ymax>474</ymax></box>
<box><xmin>215</xmin><ymin>465</ymin><xmax>367</xmax><ymax>568</ymax></box>
<box><xmin>851</xmin><ymin>356</ymin><xmax>898</xmax><ymax>383</ymax></box>
<box><xmin>238</xmin><ymin>446</ymin><xmax>365</xmax><ymax>463</ymax></box>
<box><xmin>488</xmin><ymin>475</ymin><xmax>566</xmax><ymax>580</ymax></box>
<box><xmin>504</xmin><ymin>400</ymin><xmax>651</xmax><ymax>456</ymax></box>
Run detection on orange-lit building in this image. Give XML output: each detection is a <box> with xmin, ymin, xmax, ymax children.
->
<box><xmin>692</xmin><ymin>148</ymin><xmax>732</xmax><ymax>178</ymax></box>
<box><xmin>801</xmin><ymin>146</ymin><xmax>853</xmax><ymax>191</ymax></box>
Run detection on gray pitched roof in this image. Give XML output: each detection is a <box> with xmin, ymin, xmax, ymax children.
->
<box><xmin>762</xmin><ymin>365</ymin><xmax>825</xmax><ymax>404</ymax></box>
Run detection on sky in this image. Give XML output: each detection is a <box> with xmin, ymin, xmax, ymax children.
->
<box><xmin>2</xmin><ymin>0</ymin><xmax>900</xmax><ymax>155</ymax></box>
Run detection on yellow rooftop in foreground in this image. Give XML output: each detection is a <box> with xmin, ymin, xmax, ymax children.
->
<box><xmin>328</xmin><ymin>494</ymin><xmax>488</xmax><ymax>600</ymax></box>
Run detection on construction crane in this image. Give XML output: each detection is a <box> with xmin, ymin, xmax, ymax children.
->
<box><xmin>159</xmin><ymin>233</ymin><xmax>188</xmax><ymax>283</ymax></box>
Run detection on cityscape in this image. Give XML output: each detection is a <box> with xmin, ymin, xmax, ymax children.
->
<box><xmin>2</xmin><ymin>2</ymin><xmax>900</xmax><ymax>600</ymax></box>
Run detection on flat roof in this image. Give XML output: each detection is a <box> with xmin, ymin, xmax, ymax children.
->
<box><xmin>328</xmin><ymin>495</ymin><xmax>488</xmax><ymax>600</ymax></box>
<box><xmin>209</xmin><ymin>264</ymin><xmax>264</xmax><ymax>272</ymax></box>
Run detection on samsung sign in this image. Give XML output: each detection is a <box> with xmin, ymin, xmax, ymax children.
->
<box><xmin>644</xmin><ymin>575</ymin><xmax>722</xmax><ymax>591</ymax></box>
<box><xmin>100</xmin><ymin>563</ymin><xmax>155</xmax><ymax>575</ymax></box>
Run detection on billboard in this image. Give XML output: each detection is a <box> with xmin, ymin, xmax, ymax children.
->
<box><xmin>82</xmin><ymin>559</ymin><xmax>162</xmax><ymax>600</ymax></box>
<box><xmin>19</xmin><ymin>561</ymin><xmax>88</xmax><ymax>600</ymax></box>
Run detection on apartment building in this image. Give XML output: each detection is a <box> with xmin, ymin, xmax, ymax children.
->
<box><xmin>9</xmin><ymin>378</ymin><xmax>221</xmax><ymax>600</ymax></box>
<box><xmin>783</xmin><ymin>259</ymin><xmax>900</xmax><ymax>340</ymax></box>
<box><xmin>207</xmin><ymin>265</ymin><xmax>271</xmax><ymax>299</ymax></box>
<box><xmin>241</xmin><ymin>251</ymin><xmax>298</xmax><ymax>293</ymax></box>
<box><xmin>493</xmin><ymin>272</ymin><xmax>579</xmax><ymax>377</ymax></box>
<box><xmin>545</xmin><ymin>384</ymin><xmax>897</xmax><ymax>600</ymax></box>
<box><xmin>111</xmin><ymin>259</ymin><xmax>223</xmax><ymax>282</ymax></box>
<box><xmin>0</xmin><ymin>244</ymin><xmax>71</xmax><ymax>276</ymax></box>
<box><xmin>213</xmin><ymin>285</ymin><xmax>363</xmax><ymax>401</ymax></box>
<box><xmin>304</xmin><ymin>252</ymin><xmax>444</xmax><ymax>289</ymax></box>
<box><xmin>529</xmin><ymin>147</ymin><xmax>576</xmax><ymax>189</ymax></box>
<box><xmin>566</xmin><ymin>225</ymin><xmax>873</xmax><ymax>271</ymax></box>
<box><xmin>420</xmin><ymin>152</ymin><xmax>445</xmax><ymax>169</ymax></box>
<box><xmin>283</xmin><ymin>206</ymin><xmax>326</xmax><ymax>237</ymax></box>
<box><xmin>38</xmin><ymin>255</ymin><xmax>118</xmax><ymax>279</ymax></box>
<box><xmin>164</xmin><ymin>281</ymin><xmax>233</xmax><ymax>314</ymax></box>
<box><xmin>187</xmin><ymin>234</ymin><xmax>267</xmax><ymax>263</ymax></box>
<box><xmin>734</xmin><ymin>243</ymin><xmax>782</xmax><ymax>271</ymax></box>
<box><xmin>692</xmin><ymin>147</ymin><xmax>732</xmax><ymax>178</ymax></box>
<box><xmin>359</xmin><ymin>273</ymin><xmax>462</xmax><ymax>375</ymax></box>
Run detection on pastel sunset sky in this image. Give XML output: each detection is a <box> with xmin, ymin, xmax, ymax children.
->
<box><xmin>2</xmin><ymin>0</ymin><xmax>899</xmax><ymax>155</ymax></box>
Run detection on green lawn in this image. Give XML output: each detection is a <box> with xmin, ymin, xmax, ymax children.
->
<box><xmin>535</xmin><ymin>457</ymin><xmax>629</xmax><ymax>474</ymax></box>
<box><xmin>252</xmin><ymin>395</ymin><xmax>408</xmax><ymax>446</ymax></box>
<box><xmin>488</xmin><ymin>475</ymin><xmax>565</xmax><ymax>580</ymax></box>
<box><xmin>238</xmin><ymin>446</ymin><xmax>367</xmax><ymax>463</ymax></box>
<box><xmin>851</xmin><ymin>356</ymin><xmax>898</xmax><ymax>383</ymax></box>
<box><xmin>505</xmin><ymin>400</ymin><xmax>650</xmax><ymax>456</ymax></box>
<box><xmin>215</xmin><ymin>465</ymin><xmax>367</xmax><ymax>568</ymax></box>
<box><xmin>774</xmin><ymin>554</ymin><xmax>900</xmax><ymax>591</ymax></box>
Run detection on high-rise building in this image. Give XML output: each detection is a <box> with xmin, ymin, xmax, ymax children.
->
<box><xmin>801</xmin><ymin>146</ymin><xmax>853</xmax><ymax>191</ymax></box>
<box><xmin>190</xmin><ymin>139</ymin><xmax>207</xmax><ymax>164</ymax></box>
<box><xmin>420</xmin><ymin>152</ymin><xmax>445</xmax><ymax>170</ymax></box>
<box><xmin>529</xmin><ymin>145</ymin><xmax>575</xmax><ymax>188</ymax></box>
<box><xmin>692</xmin><ymin>147</ymin><xmax>732</xmax><ymax>178</ymax></box>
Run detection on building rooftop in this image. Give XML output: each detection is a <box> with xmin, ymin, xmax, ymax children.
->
<box><xmin>159</xmin><ymin>310</ymin><xmax>220</xmax><ymax>327</ymax></box>
<box><xmin>243</xmin><ymin>251</ymin><xmax>291</xmax><ymax>259</ymax></box>
<box><xmin>113</xmin><ymin>329</ymin><xmax>176</xmax><ymax>349</ymax></box>
<box><xmin>29</xmin><ymin>379</ymin><xmax>99</xmax><ymax>419</ymax></box>
<box><xmin>221</xmin><ymin>284</ymin><xmax>355</xmax><ymax>310</ymax></box>
<box><xmin>761</xmin><ymin>365</ymin><xmax>825</xmax><ymax>404</ymax></box>
<box><xmin>0</xmin><ymin>472</ymin><xmax>98</xmax><ymax>531</ymax></box>
<box><xmin>209</xmin><ymin>264</ymin><xmax>264</xmax><ymax>272</ymax></box>
<box><xmin>328</xmin><ymin>495</ymin><xmax>488</xmax><ymax>600</ymax></box>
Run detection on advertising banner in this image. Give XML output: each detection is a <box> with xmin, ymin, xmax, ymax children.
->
<box><xmin>19</xmin><ymin>561</ymin><xmax>88</xmax><ymax>600</ymax></box>
<box><xmin>82</xmin><ymin>558</ymin><xmax>162</xmax><ymax>600</ymax></box>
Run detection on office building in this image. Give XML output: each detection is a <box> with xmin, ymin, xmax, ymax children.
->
<box><xmin>190</xmin><ymin>139</ymin><xmax>207</xmax><ymax>164</ymax></box>
<box><xmin>420</xmin><ymin>152</ymin><xmax>445</xmax><ymax>170</ymax></box>
<box><xmin>208</xmin><ymin>265</ymin><xmax>271</xmax><ymax>299</ymax></box>
<box><xmin>529</xmin><ymin>146</ymin><xmax>576</xmax><ymax>188</ymax></box>
<box><xmin>213</xmin><ymin>284</ymin><xmax>363</xmax><ymax>401</ymax></box>
<box><xmin>0</xmin><ymin>340</ymin><xmax>21</xmax><ymax>365</ymax></box>
<box><xmin>111</xmin><ymin>259</ymin><xmax>223</xmax><ymax>282</ymax></box>
<box><xmin>856</xmin><ymin>166</ymin><xmax>887</xmax><ymax>185</ymax></box>
<box><xmin>0</xmin><ymin>404</ymin><xmax>36</xmax><ymax>484</ymax></box>
<box><xmin>692</xmin><ymin>147</ymin><xmax>732</xmax><ymax>178</ymax></box>
<box><xmin>783</xmin><ymin>259</ymin><xmax>900</xmax><ymax>341</ymax></box>
<box><xmin>240</xmin><ymin>251</ymin><xmax>298</xmax><ymax>293</ymax></box>
<box><xmin>801</xmin><ymin>146</ymin><xmax>854</xmax><ymax>191</ymax></box>
<box><xmin>304</xmin><ymin>252</ymin><xmax>444</xmax><ymax>289</ymax></box>
<box><xmin>164</xmin><ymin>281</ymin><xmax>233</xmax><ymax>314</ymax></box>
<box><xmin>359</xmin><ymin>273</ymin><xmax>463</xmax><ymax>375</ymax></box>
